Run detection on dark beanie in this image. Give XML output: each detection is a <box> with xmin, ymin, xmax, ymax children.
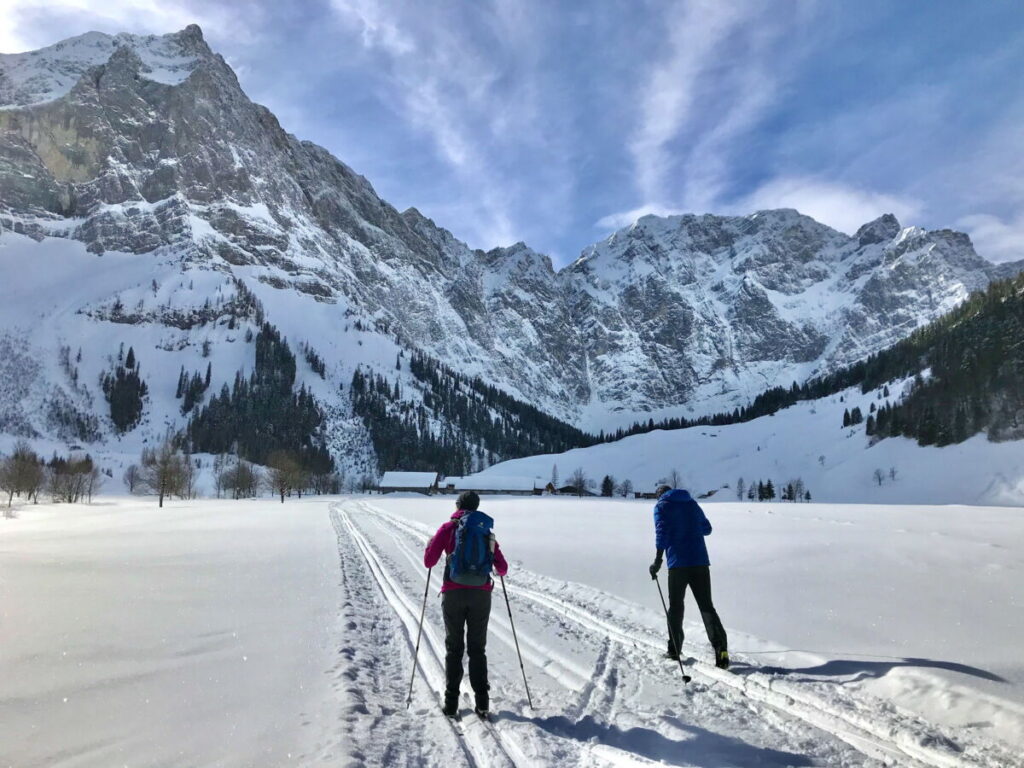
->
<box><xmin>656</xmin><ymin>485</ymin><xmax>672</xmax><ymax>497</ymax></box>
<box><xmin>456</xmin><ymin>490</ymin><xmax>480</xmax><ymax>510</ymax></box>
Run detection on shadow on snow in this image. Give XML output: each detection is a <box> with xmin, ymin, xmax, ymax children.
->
<box><xmin>732</xmin><ymin>656</ymin><xmax>1007</xmax><ymax>683</ymax></box>
<box><xmin>499</xmin><ymin>712</ymin><xmax>815</xmax><ymax>767</ymax></box>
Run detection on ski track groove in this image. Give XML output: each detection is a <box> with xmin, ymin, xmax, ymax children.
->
<box><xmin>335</xmin><ymin>504</ymin><xmax>546</xmax><ymax>768</ymax></box>
<box><xmin>354</xmin><ymin>500</ymin><xmax>1022</xmax><ymax>768</ymax></box>
<box><xmin>354</xmin><ymin>510</ymin><xmax>687</xmax><ymax>768</ymax></box>
<box><xmin>330</xmin><ymin>506</ymin><xmax>491</xmax><ymax>768</ymax></box>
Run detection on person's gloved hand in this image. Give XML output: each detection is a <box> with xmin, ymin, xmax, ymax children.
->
<box><xmin>649</xmin><ymin>559</ymin><xmax>662</xmax><ymax>579</ymax></box>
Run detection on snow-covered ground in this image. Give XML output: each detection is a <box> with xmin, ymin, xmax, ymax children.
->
<box><xmin>0</xmin><ymin>498</ymin><xmax>342</xmax><ymax>767</ymax></box>
<box><xmin>2</xmin><ymin>494</ymin><xmax>1022</xmax><ymax>767</ymax></box>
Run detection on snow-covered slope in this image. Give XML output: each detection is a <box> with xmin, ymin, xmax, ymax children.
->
<box><xmin>1</xmin><ymin>24</ymin><xmax>1021</xmax><ymax>463</ymax></box>
<box><xmin>465</xmin><ymin>379</ymin><xmax>1024</xmax><ymax>507</ymax></box>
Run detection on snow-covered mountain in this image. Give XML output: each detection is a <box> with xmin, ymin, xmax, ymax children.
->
<box><xmin>1</xmin><ymin>26</ymin><xmax>1020</xmax><ymax>468</ymax></box>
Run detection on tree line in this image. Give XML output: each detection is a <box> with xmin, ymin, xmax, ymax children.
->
<box><xmin>102</xmin><ymin>345</ymin><xmax>148</xmax><ymax>433</ymax></box>
<box><xmin>351</xmin><ymin>352</ymin><xmax>595</xmax><ymax>475</ymax></box>
<box><xmin>1</xmin><ymin>441</ymin><xmax>104</xmax><ymax>512</ymax></box>
<box><xmin>185</xmin><ymin>323</ymin><xmax>334</xmax><ymax>474</ymax></box>
<box><xmin>735</xmin><ymin>477</ymin><xmax>811</xmax><ymax>502</ymax></box>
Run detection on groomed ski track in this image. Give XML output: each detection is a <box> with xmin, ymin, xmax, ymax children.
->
<box><xmin>329</xmin><ymin>500</ymin><xmax>1020</xmax><ymax>768</ymax></box>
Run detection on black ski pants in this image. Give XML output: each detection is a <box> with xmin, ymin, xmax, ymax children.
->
<box><xmin>442</xmin><ymin>588</ymin><xmax>491</xmax><ymax>701</ymax></box>
<box><xmin>666</xmin><ymin>565</ymin><xmax>728</xmax><ymax>656</ymax></box>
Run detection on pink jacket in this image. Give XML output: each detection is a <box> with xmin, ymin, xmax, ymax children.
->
<box><xmin>424</xmin><ymin>509</ymin><xmax>509</xmax><ymax>592</ymax></box>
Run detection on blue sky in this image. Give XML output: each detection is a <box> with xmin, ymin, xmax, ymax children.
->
<box><xmin>4</xmin><ymin>1</ymin><xmax>1024</xmax><ymax>265</ymax></box>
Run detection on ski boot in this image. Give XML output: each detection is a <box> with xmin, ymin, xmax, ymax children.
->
<box><xmin>474</xmin><ymin>692</ymin><xmax>489</xmax><ymax>720</ymax></box>
<box><xmin>442</xmin><ymin>693</ymin><xmax>460</xmax><ymax>719</ymax></box>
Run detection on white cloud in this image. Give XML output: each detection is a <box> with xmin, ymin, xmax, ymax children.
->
<box><xmin>594</xmin><ymin>177</ymin><xmax>924</xmax><ymax>235</ymax></box>
<box><xmin>0</xmin><ymin>0</ymin><xmax>261</xmax><ymax>53</ymax></box>
<box><xmin>595</xmin><ymin>203</ymin><xmax>684</xmax><ymax>231</ymax></box>
<box><xmin>957</xmin><ymin>213</ymin><xmax>1024</xmax><ymax>264</ymax></box>
<box><xmin>736</xmin><ymin>176</ymin><xmax>924</xmax><ymax>235</ymax></box>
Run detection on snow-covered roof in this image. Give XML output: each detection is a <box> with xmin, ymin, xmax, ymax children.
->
<box><xmin>445</xmin><ymin>475</ymin><xmax>540</xmax><ymax>491</ymax></box>
<box><xmin>379</xmin><ymin>471</ymin><xmax>439</xmax><ymax>488</ymax></box>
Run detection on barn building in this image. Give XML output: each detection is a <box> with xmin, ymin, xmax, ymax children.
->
<box><xmin>378</xmin><ymin>471</ymin><xmax>441</xmax><ymax>494</ymax></box>
<box><xmin>442</xmin><ymin>475</ymin><xmax>544</xmax><ymax>496</ymax></box>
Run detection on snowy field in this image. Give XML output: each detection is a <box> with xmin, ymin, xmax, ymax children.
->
<box><xmin>2</xmin><ymin>495</ymin><xmax>1022</xmax><ymax>767</ymax></box>
<box><xmin>467</xmin><ymin>389</ymin><xmax>1024</xmax><ymax>508</ymax></box>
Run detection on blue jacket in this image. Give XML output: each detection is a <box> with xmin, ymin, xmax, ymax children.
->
<box><xmin>654</xmin><ymin>489</ymin><xmax>712</xmax><ymax>567</ymax></box>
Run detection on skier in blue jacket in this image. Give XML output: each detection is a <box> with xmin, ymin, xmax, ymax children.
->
<box><xmin>648</xmin><ymin>485</ymin><xmax>729</xmax><ymax>669</ymax></box>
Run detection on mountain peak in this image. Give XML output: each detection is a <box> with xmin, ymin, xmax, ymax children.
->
<box><xmin>0</xmin><ymin>26</ymin><xmax>207</xmax><ymax>107</ymax></box>
<box><xmin>854</xmin><ymin>213</ymin><xmax>901</xmax><ymax>246</ymax></box>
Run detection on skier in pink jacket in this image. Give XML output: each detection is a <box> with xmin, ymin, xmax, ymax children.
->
<box><xmin>424</xmin><ymin>491</ymin><xmax>508</xmax><ymax>718</ymax></box>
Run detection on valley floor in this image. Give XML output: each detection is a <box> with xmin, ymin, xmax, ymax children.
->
<box><xmin>1</xmin><ymin>495</ymin><xmax>1021</xmax><ymax>767</ymax></box>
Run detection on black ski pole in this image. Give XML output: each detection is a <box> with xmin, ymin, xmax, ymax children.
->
<box><xmin>654</xmin><ymin>574</ymin><xmax>691</xmax><ymax>683</ymax></box>
<box><xmin>500</xmin><ymin>575</ymin><xmax>534</xmax><ymax>709</ymax></box>
<box><xmin>406</xmin><ymin>566</ymin><xmax>432</xmax><ymax>708</ymax></box>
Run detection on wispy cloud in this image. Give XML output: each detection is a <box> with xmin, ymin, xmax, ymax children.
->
<box><xmin>328</xmin><ymin>0</ymin><xmax>559</xmax><ymax>248</ymax></box>
<box><xmin>601</xmin><ymin>0</ymin><xmax>818</xmax><ymax>232</ymax></box>
<box><xmin>737</xmin><ymin>176</ymin><xmax>924</xmax><ymax>235</ymax></box>
<box><xmin>628</xmin><ymin>0</ymin><xmax>745</xmax><ymax>205</ymax></box>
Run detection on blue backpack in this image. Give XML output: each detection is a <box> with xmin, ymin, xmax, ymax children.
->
<box><xmin>448</xmin><ymin>510</ymin><xmax>495</xmax><ymax>586</ymax></box>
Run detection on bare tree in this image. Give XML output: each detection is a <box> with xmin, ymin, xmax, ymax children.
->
<box><xmin>85</xmin><ymin>466</ymin><xmax>103</xmax><ymax>503</ymax></box>
<box><xmin>266</xmin><ymin>451</ymin><xmax>302</xmax><ymax>503</ymax></box>
<box><xmin>140</xmin><ymin>441</ymin><xmax>186</xmax><ymax>507</ymax></box>
<box><xmin>617</xmin><ymin>478</ymin><xmax>634</xmax><ymax>498</ymax></box>
<box><xmin>569</xmin><ymin>467</ymin><xmax>588</xmax><ymax>497</ymax></box>
<box><xmin>1</xmin><ymin>442</ymin><xmax>45</xmax><ymax>506</ymax></box>
<box><xmin>180</xmin><ymin>456</ymin><xmax>198</xmax><ymax>500</ymax></box>
<box><xmin>213</xmin><ymin>453</ymin><xmax>230</xmax><ymax>498</ymax></box>
<box><xmin>0</xmin><ymin>456</ymin><xmax>16</xmax><ymax>510</ymax></box>
<box><xmin>735</xmin><ymin>477</ymin><xmax>745</xmax><ymax>500</ymax></box>
<box><xmin>123</xmin><ymin>464</ymin><xmax>140</xmax><ymax>493</ymax></box>
<box><xmin>310</xmin><ymin>471</ymin><xmax>341</xmax><ymax>495</ymax></box>
<box><xmin>873</xmin><ymin>468</ymin><xmax>885</xmax><ymax>487</ymax></box>
<box><xmin>668</xmin><ymin>468</ymin><xmax>682</xmax><ymax>489</ymax></box>
<box><xmin>220</xmin><ymin>459</ymin><xmax>261</xmax><ymax>499</ymax></box>
<box><xmin>22</xmin><ymin>457</ymin><xmax>45</xmax><ymax>503</ymax></box>
<box><xmin>889</xmin><ymin>466</ymin><xmax>898</xmax><ymax>482</ymax></box>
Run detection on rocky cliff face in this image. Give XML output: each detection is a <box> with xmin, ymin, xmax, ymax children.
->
<box><xmin>565</xmin><ymin>209</ymin><xmax>1017</xmax><ymax>420</ymax></box>
<box><xmin>1</xmin><ymin>26</ymin><xmax>1020</xmax><ymax>442</ymax></box>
